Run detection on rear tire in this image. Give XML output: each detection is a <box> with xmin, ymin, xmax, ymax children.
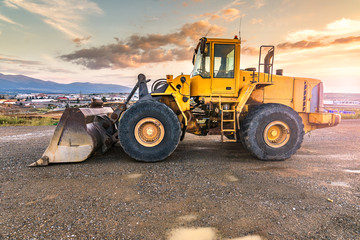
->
<box><xmin>240</xmin><ymin>103</ymin><xmax>304</xmax><ymax>161</ymax></box>
<box><xmin>118</xmin><ymin>100</ymin><xmax>181</xmax><ymax>162</ymax></box>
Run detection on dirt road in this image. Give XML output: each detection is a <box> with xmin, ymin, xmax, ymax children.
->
<box><xmin>0</xmin><ymin>120</ymin><xmax>359</xmax><ymax>239</ymax></box>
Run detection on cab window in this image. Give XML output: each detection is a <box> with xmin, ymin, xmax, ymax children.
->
<box><xmin>213</xmin><ymin>44</ymin><xmax>235</xmax><ymax>78</ymax></box>
<box><xmin>190</xmin><ymin>43</ymin><xmax>211</xmax><ymax>78</ymax></box>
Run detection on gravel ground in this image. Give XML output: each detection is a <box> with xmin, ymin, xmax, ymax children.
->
<box><xmin>0</xmin><ymin>120</ymin><xmax>359</xmax><ymax>239</ymax></box>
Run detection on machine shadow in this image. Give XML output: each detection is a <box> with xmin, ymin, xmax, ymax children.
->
<box><xmin>83</xmin><ymin>137</ymin><xmax>259</xmax><ymax>166</ymax></box>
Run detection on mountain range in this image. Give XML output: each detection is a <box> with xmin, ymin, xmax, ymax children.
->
<box><xmin>0</xmin><ymin>73</ymin><xmax>132</xmax><ymax>94</ymax></box>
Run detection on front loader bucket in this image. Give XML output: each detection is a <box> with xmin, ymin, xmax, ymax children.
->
<box><xmin>29</xmin><ymin>107</ymin><xmax>116</xmax><ymax>167</ymax></box>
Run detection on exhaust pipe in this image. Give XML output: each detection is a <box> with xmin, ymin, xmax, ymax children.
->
<box><xmin>264</xmin><ymin>48</ymin><xmax>274</xmax><ymax>74</ymax></box>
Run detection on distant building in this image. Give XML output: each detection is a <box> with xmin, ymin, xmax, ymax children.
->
<box><xmin>31</xmin><ymin>99</ymin><xmax>55</xmax><ymax>103</ymax></box>
<box><xmin>3</xmin><ymin>100</ymin><xmax>17</xmax><ymax>105</ymax></box>
<box><xmin>57</xmin><ymin>97</ymin><xmax>69</xmax><ymax>103</ymax></box>
<box><xmin>35</xmin><ymin>93</ymin><xmax>48</xmax><ymax>99</ymax></box>
<box><xmin>324</xmin><ymin>94</ymin><xmax>360</xmax><ymax>109</ymax></box>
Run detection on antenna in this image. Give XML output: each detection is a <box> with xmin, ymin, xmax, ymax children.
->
<box><xmin>238</xmin><ymin>16</ymin><xmax>242</xmax><ymax>41</ymax></box>
<box><xmin>238</xmin><ymin>16</ymin><xmax>243</xmax><ymax>70</ymax></box>
<box><xmin>205</xmin><ymin>27</ymin><xmax>211</xmax><ymax>37</ymax></box>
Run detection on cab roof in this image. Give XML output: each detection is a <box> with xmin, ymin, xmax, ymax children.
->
<box><xmin>205</xmin><ymin>37</ymin><xmax>241</xmax><ymax>44</ymax></box>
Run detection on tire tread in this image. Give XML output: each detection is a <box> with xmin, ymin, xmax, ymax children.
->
<box><xmin>240</xmin><ymin>103</ymin><xmax>304</xmax><ymax>161</ymax></box>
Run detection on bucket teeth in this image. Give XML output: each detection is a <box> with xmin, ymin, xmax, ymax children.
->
<box><xmin>29</xmin><ymin>156</ymin><xmax>49</xmax><ymax>167</ymax></box>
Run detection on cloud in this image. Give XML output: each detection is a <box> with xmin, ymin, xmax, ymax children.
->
<box><xmin>241</xmin><ymin>46</ymin><xmax>258</xmax><ymax>56</ymax></box>
<box><xmin>3</xmin><ymin>0</ymin><xmax>18</xmax><ymax>8</ymax></box>
<box><xmin>277</xmin><ymin>40</ymin><xmax>324</xmax><ymax>50</ymax></box>
<box><xmin>275</xmin><ymin>18</ymin><xmax>360</xmax><ymax>52</ymax></box>
<box><xmin>0</xmin><ymin>13</ymin><xmax>20</xmax><ymax>25</ymax></box>
<box><xmin>286</xmin><ymin>18</ymin><xmax>360</xmax><ymax>42</ymax></box>
<box><xmin>200</xmin><ymin>8</ymin><xmax>241</xmax><ymax>22</ymax></box>
<box><xmin>39</xmin><ymin>67</ymin><xmax>75</xmax><ymax>74</ymax></box>
<box><xmin>253</xmin><ymin>0</ymin><xmax>265</xmax><ymax>9</ymax></box>
<box><xmin>60</xmin><ymin>21</ymin><xmax>225</xmax><ymax>69</ymax></box>
<box><xmin>199</xmin><ymin>13</ymin><xmax>220</xmax><ymax>21</ymax></box>
<box><xmin>73</xmin><ymin>36</ymin><xmax>92</xmax><ymax>47</ymax></box>
<box><xmin>277</xmin><ymin>35</ymin><xmax>360</xmax><ymax>51</ymax></box>
<box><xmin>242</xmin><ymin>18</ymin><xmax>360</xmax><ymax>59</ymax></box>
<box><xmin>0</xmin><ymin>55</ymin><xmax>41</xmax><ymax>65</ymax></box>
<box><xmin>4</xmin><ymin>0</ymin><xmax>102</xmax><ymax>39</ymax></box>
<box><xmin>0</xmin><ymin>53</ymin><xmax>78</xmax><ymax>77</ymax></box>
<box><xmin>332</xmin><ymin>36</ymin><xmax>360</xmax><ymax>44</ymax></box>
<box><xmin>250</xmin><ymin>18</ymin><xmax>263</xmax><ymax>24</ymax></box>
<box><xmin>254</xmin><ymin>18</ymin><xmax>360</xmax><ymax>93</ymax></box>
<box><xmin>196</xmin><ymin>0</ymin><xmax>244</xmax><ymax>22</ymax></box>
<box><xmin>182</xmin><ymin>0</ymin><xmax>203</xmax><ymax>7</ymax></box>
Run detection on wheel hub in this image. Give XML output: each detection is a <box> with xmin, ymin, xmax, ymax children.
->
<box><xmin>134</xmin><ymin>117</ymin><xmax>165</xmax><ymax>147</ymax></box>
<box><xmin>263</xmin><ymin>121</ymin><xmax>290</xmax><ymax>148</ymax></box>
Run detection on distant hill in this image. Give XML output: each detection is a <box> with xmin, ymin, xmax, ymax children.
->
<box><xmin>0</xmin><ymin>73</ymin><xmax>132</xmax><ymax>94</ymax></box>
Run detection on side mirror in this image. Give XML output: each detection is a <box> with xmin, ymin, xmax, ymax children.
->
<box><xmin>200</xmin><ymin>37</ymin><xmax>208</xmax><ymax>54</ymax></box>
<box><xmin>200</xmin><ymin>42</ymin><xmax>206</xmax><ymax>54</ymax></box>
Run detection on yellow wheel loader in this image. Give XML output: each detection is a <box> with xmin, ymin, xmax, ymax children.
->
<box><xmin>30</xmin><ymin>37</ymin><xmax>340</xmax><ymax>166</ymax></box>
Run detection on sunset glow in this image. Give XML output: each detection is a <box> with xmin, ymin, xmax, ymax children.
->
<box><xmin>0</xmin><ymin>0</ymin><xmax>359</xmax><ymax>92</ymax></box>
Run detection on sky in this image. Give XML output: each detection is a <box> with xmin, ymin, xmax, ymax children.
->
<box><xmin>0</xmin><ymin>0</ymin><xmax>359</xmax><ymax>93</ymax></box>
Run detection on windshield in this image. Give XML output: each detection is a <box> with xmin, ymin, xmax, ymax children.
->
<box><xmin>190</xmin><ymin>43</ymin><xmax>210</xmax><ymax>78</ymax></box>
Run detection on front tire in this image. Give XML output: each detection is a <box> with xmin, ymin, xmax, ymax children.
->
<box><xmin>118</xmin><ymin>100</ymin><xmax>181</xmax><ymax>162</ymax></box>
<box><xmin>240</xmin><ymin>103</ymin><xmax>304</xmax><ymax>161</ymax></box>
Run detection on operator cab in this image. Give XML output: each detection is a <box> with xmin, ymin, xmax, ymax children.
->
<box><xmin>190</xmin><ymin>37</ymin><xmax>240</xmax><ymax>97</ymax></box>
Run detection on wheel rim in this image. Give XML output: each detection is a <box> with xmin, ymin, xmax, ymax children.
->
<box><xmin>263</xmin><ymin>121</ymin><xmax>290</xmax><ymax>148</ymax></box>
<box><xmin>134</xmin><ymin>117</ymin><xmax>165</xmax><ymax>147</ymax></box>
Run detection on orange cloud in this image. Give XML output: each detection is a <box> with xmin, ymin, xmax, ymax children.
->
<box><xmin>253</xmin><ymin>0</ymin><xmax>265</xmax><ymax>9</ymax></box>
<box><xmin>286</xmin><ymin>18</ymin><xmax>360</xmax><ymax>42</ymax></box>
<box><xmin>332</xmin><ymin>36</ymin><xmax>360</xmax><ymax>44</ymax></box>
<box><xmin>182</xmin><ymin>0</ymin><xmax>202</xmax><ymax>7</ymax></box>
<box><xmin>222</xmin><ymin>8</ymin><xmax>239</xmax><ymax>15</ymax></box>
<box><xmin>199</xmin><ymin>8</ymin><xmax>241</xmax><ymax>22</ymax></box>
<box><xmin>250</xmin><ymin>18</ymin><xmax>263</xmax><ymax>24</ymax></box>
<box><xmin>72</xmin><ymin>36</ymin><xmax>92</xmax><ymax>47</ymax></box>
<box><xmin>242</xmin><ymin>32</ymin><xmax>360</xmax><ymax>58</ymax></box>
<box><xmin>277</xmin><ymin>40</ymin><xmax>324</xmax><ymax>50</ymax></box>
<box><xmin>241</xmin><ymin>46</ymin><xmax>258</xmax><ymax>56</ymax></box>
<box><xmin>60</xmin><ymin>21</ymin><xmax>225</xmax><ymax>69</ymax></box>
<box><xmin>277</xmin><ymin>35</ymin><xmax>360</xmax><ymax>51</ymax></box>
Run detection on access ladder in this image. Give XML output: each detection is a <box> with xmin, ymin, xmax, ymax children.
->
<box><xmin>219</xmin><ymin>101</ymin><xmax>237</xmax><ymax>142</ymax></box>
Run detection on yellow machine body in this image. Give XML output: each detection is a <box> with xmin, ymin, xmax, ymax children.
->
<box><xmin>32</xmin><ymin>36</ymin><xmax>340</xmax><ymax>166</ymax></box>
<box><xmin>152</xmin><ymin>37</ymin><xmax>340</xmax><ymax>135</ymax></box>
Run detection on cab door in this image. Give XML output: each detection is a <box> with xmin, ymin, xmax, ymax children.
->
<box><xmin>211</xmin><ymin>43</ymin><xmax>236</xmax><ymax>95</ymax></box>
